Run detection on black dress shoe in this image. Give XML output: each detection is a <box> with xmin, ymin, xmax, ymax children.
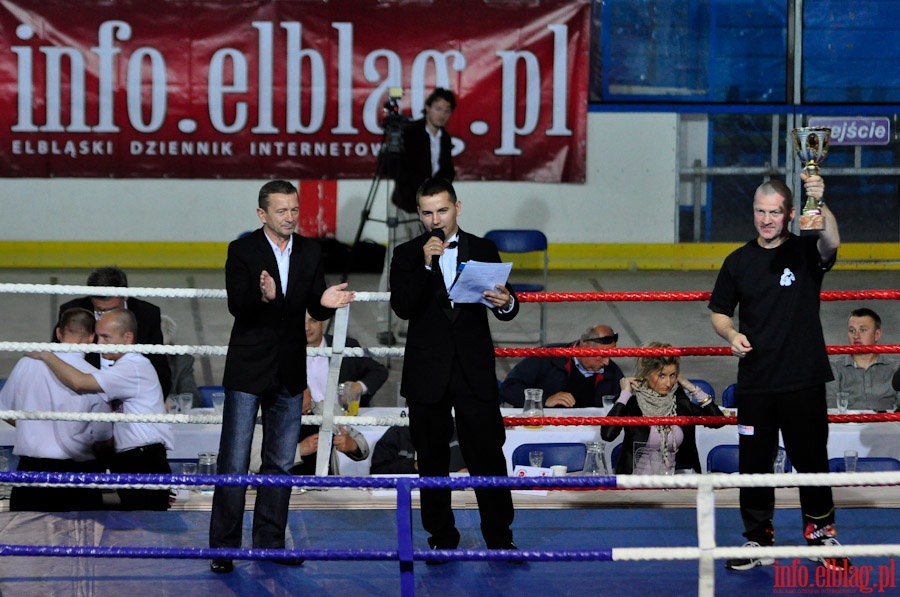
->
<box><xmin>489</xmin><ymin>542</ymin><xmax>525</xmax><ymax>565</ymax></box>
<box><xmin>210</xmin><ymin>559</ymin><xmax>234</xmax><ymax>573</ymax></box>
<box><xmin>425</xmin><ymin>545</ymin><xmax>455</xmax><ymax>566</ymax></box>
<box><xmin>271</xmin><ymin>558</ymin><xmax>305</xmax><ymax>566</ymax></box>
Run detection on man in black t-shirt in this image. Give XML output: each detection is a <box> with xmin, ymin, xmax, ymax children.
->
<box><xmin>709</xmin><ymin>174</ymin><xmax>847</xmax><ymax>573</ymax></box>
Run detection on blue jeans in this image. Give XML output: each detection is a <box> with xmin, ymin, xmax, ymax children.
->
<box><xmin>209</xmin><ymin>385</ymin><xmax>302</xmax><ymax>549</ymax></box>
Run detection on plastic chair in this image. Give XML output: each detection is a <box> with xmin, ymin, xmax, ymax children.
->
<box><xmin>721</xmin><ymin>383</ymin><xmax>737</xmax><ymax>408</ymax></box>
<box><xmin>484</xmin><ymin>229</ymin><xmax>549</xmax><ymax>345</ymax></box>
<box><xmin>829</xmin><ymin>457</ymin><xmax>900</xmax><ymax>472</ymax></box>
<box><xmin>198</xmin><ymin>385</ymin><xmax>225</xmax><ymax>408</ymax></box>
<box><xmin>512</xmin><ymin>442</ymin><xmax>587</xmax><ymax>472</ymax></box>
<box><xmin>688</xmin><ymin>379</ymin><xmax>715</xmax><ymax>401</ymax></box>
<box><xmin>706</xmin><ymin>444</ymin><xmax>792</xmax><ymax>474</ymax></box>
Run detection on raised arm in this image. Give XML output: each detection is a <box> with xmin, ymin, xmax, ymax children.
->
<box><xmin>27</xmin><ymin>353</ymin><xmax>101</xmax><ymax>392</ymax></box>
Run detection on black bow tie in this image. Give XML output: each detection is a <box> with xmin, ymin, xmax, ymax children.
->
<box><xmin>446</xmin><ymin>241</ymin><xmax>458</xmax><ymax>249</ymax></box>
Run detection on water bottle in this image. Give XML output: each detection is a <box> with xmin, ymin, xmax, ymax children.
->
<box><xmin>583</xmin><ymin>442</ymin><xmax>608</xmax><ymax>475</ymax></box>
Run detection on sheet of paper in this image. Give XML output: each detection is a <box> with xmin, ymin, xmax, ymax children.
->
<box><xmin>448</xmin><ymin>260</ymin><xmax>512</xmax><ymax>306</ymax></box>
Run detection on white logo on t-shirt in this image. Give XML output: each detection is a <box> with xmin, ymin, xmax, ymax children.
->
<box><xmin>779</xmin><ymin>268</ymin><xmax>796</xmax><ymax>287</ymax></box>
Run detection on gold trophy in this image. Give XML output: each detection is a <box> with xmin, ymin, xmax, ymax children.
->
<box><xmin>791</xmin><ymin>127</ymin><xmax>831</xmax><ymax>231</ymax></box>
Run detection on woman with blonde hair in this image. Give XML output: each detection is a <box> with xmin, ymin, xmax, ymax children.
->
<box><xmin>601</xmin><ymin>342</ymin><xmax>723</xmax><ymax>474</ymax></box>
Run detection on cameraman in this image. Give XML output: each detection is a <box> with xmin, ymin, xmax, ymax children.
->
<box><xmin>391</xmin><ymin>88</ymin><xmax>457</xmax><ymax>215</ymax></box>
<box><xmin>377</xmin><ymin>88</ymin><xmax>457</xmax><ymax>344</ymax></box>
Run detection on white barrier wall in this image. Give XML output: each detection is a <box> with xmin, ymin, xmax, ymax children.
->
<box><xmin>0</xmin><ymin>112</ymin><xmax>679</xmax><ymax>245</ymax></box>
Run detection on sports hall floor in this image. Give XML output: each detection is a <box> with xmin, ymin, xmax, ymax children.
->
<box><xmin>0</xmin><ymin>268</ymin><xmax>898</xmax><ymax>595</ymax></box>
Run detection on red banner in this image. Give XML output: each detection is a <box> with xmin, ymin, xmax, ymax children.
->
<box><xmin>0</xmin><ymin>0</ymin><xmax>589</xmax><ymax>182</ymax></box>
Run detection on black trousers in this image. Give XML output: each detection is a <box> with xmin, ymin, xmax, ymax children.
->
<box><xmin>10</xmin><ymin>456</ymin><xmax>106</xmax><ymax>512</ymax></box>
<box><xmin>408</xmin><ymin>356</ymin><xmax>514</xmax><ymax>549</ymax></box>
<box><xmin>112</xmin><ymin>443</ymin><xmax>171</xmax><ymax>511</ymax></box>
<box><xmin>737</xmin><ymin>384</ymin><xmax>834</xmax><ymax>543</ymax></box>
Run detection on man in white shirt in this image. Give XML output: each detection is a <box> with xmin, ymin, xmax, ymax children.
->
<box><xmin>0</xmin><ymin>308</ymin><xmax>112</xmax><ymax>511</ymax></box>
<box><xmin>30</xmin><ymin>308</ymin><xmax>174</xmax><ymax>510</ymax></box>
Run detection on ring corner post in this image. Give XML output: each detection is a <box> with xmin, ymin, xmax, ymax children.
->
<box><xmin>396</xmin><ymin>477</ymin><xmax>416</xmax><ymax>596</ymax></box>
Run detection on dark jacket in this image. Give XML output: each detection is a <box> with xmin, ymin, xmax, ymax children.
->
<box><xmin>601</xmin><ymin>387</ymin><xmax>723</xmax><ymax>474</ymax></box>
<box><xmin>56</xmin><ymin>296</ymin><xmax>172</xmax><ymax>397</ymax></box>
<box><xmin>391</xmin><ymin>118</ymin><xmax>455</xmax><ymax>213</ymax></box>
<box><xmin>324</xmin><ymin>334</ymin><xmax>389</xmax><ymax>407</ymax></box>
<box><xmin>370</xmin><ymin>426</ymin><xmax>465</xmax><ymax>474</ymax></box>
<box><xmin>500</xmin><ymin>344</ymin><xmax>625</xmax><ymax>408</ymax></box>
<box><xmin>390</xmin><ymin>229</ymin><xmax>518</xmax><ymax>405</ymax></box>
<box><xmin>223</xmin><ymin>227</ymin><xmax>334</xmax><ymax>396</ymax></box>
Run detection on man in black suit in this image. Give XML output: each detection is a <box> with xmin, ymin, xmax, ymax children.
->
<box><xmin>55</xmin><ymin>266</ymin><xmax>172</xmax><ymax>397</ymax></box>
<box><xmin>208</xmin><ymin>180</ymin><xmax>354</xmax><ymax>574</ymax></box>
<box><xmin>391</xmin><ymin>88</ymin><xmax>456</xmax><ymax>214</ymax></box>
<box><xmin>390</xmin><ymin>177</ymin><xmax>520</xmax><ymax>559</ymax></box>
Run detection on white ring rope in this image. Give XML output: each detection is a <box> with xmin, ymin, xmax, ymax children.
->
<box><xmin>0</xmin><ymin>342</ymin><xmax>406</xmax><ymax>359</ymax></box>
<box><xmin>0</xmin><ymin>283</ymin><xmax>389</xmax><ymax>303</ymax></box>
<box><xmin>0</xmin><ymin>411</ymin><xmax>407</xmax><ymax>427</ymax></box>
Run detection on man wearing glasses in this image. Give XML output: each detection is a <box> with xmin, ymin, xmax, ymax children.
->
<box><xmin>54</xmin><ymin>265</ymin><xmax>171</xmax><ymax>397</ymax></box>
<box><xmin>499</xmin><ymin>324</ymin><xmax>624</xmax><ymax>408</ymax></box>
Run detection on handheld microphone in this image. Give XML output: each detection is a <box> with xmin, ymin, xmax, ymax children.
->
<box><xmin>429</xmin><ymin>228</ymin><xmax>445</xmax><ymax>272</ymax></box>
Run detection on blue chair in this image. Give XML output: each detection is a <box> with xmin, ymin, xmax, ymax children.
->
<box><xmin>829</xmin><ymin>457</ymin><xmax>900</xmax><ymax>472</ymax></box>
<box><xmin>706</xmin><ymin>444</ymin><xmax>792</xmax><ymax>474</ymax></box>
<box><xmin>484</xmin><ymin>229</ymin><xmax>549</xmax><ymax>345</ymax></box>
<box><xmin>198</xmin><ymin>385</ymin><xmax>225</xmax><ymax>408</ymax></box>
<box><xmin>512</xmin><ymin>442</ymin><xmax>587</xmax><ymax>472</ymax></box>
<box><xmin>610</xmin><ymin>443</ymin><xmax>621</xmax><ymax>469</ymax></box>
<box><xmin>721</xmin><ymin>383</ymin><xmax>737</xmax><ymax>408</ymax></box>
<box><xmin>688</xmin><ymin>379</ymin><xmax>715</xmax><ymax>401</ymax></box>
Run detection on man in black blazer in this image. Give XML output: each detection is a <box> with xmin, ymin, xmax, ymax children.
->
<box><xmin>55</xmin><ymin>266</ymin><xmax>172</xmax><ymax>397</ymax></box>
<box><xmin>390</xmin><ymin>177</ymin><xmax>520</xmax><ymax>559</ymax></box>
<box><xmin>208</xmin><ymin>180</ymin><xmax>354</xmax><ymax>574</ymax></box>
<box><xmin>391</xmin><ymin>88</ymin><xmax>456</xmax><ymax>214</ymax></box>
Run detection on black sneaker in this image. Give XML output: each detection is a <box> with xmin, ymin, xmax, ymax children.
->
<box><xmin>805</xmin><ymin>524</ymin><xmax>851</xmax><ymax>570</ymax></box>
<box><xmin>724</xmin><ymin>541</ymin><xmax>775</xmax><ymax>571</ymax></box>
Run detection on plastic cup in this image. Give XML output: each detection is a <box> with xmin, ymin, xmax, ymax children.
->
<box><xmin>523</xmin><ymin>388</ymin><xmax>544</xmax><ymax>428</ymax></box>
<box><xmin>211</xmin><ymin>391</ymin><xmax>225</xmax><ymax>415</ymax></box>
<box><xmin>844</xmin><ymin>450</ymin><xmax>858</xmax><ymax>473</ymax></box>
<box><xmin>836</xmin><ymin>391</ymin><xmax>850</xmax><ymax>414</ymax></box>
<box><xmin>528</xmin><ymin>450</ymin><xmax>544</xmax><ymax>467</ymax></box>
<box><xmin>550</xmin><ymin>465</ymin><xmax>567</xmax><ymax>476</ymax></box>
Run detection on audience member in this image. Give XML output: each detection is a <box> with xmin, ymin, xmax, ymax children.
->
<box><xmin>30</xmin><ymin>308</ymin><xmax>174</xmax><ymax>511</ymax></box>
<box><xmin>0</xmin><ymin>308</ymin><xmax>113</xmax><ymax>511</ymax></box>
<box><xmin>160</xmin><ymin>314</ymin><xmax>201</xmax><ymax>408</ymax></box>
<box><xmin>208</xmin><ymin>179</ymin><xmax>354</xmax><ymax>574</ymax></box>
<box><xmin>55</xmin><ymin>266</ymin><xmax>172</xmax><ymax>397</ymax></box>
<box><xmin>370</xmin><ymin>425</ymin><xmax>466</xmax><ymax>475</ymax></box>
<box><xmin>305</xmin><ymin>311</ymin><xmax>388</xmax><ymax>407</ymax></box>
<box><xmin>827</xmin><ymin>308</ymin><xmax>899</xmax><ymax>411</ymax></box>
<box><xmin>390</xmin><ymin>177</ymin><xmax>520</xmax><ymax>560</ymax></box>
<box><xmin>500</xmin><ymin>324</ymin><xmax>624</xmax><ymax>408</ymax></box>
<box><xmin>601</xmin><ymin>342</ymin><xmax>722</xmax><ymax>474</ymax></box>
<box><xmin>708</xmin><ymin>174</ymin><xmax>846</xmax><ymax>571</ymax></box>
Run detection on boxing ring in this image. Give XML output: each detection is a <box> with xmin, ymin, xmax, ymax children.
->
<box><xmin>1</xmin><ymin>282</ymin><xmax>900</xmax><ymax>596</ymax></box>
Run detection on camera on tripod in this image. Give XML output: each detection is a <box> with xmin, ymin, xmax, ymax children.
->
<box><xmin>382</xmin><ymin>87</ymin><xmax>411</xmax><ymax>155</ymax></box>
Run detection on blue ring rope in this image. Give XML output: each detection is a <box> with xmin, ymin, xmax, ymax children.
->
<box><xmin>0</xmin><ymin>470</ymin><xmax>620</xmax><ymax>490</ymax></box>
